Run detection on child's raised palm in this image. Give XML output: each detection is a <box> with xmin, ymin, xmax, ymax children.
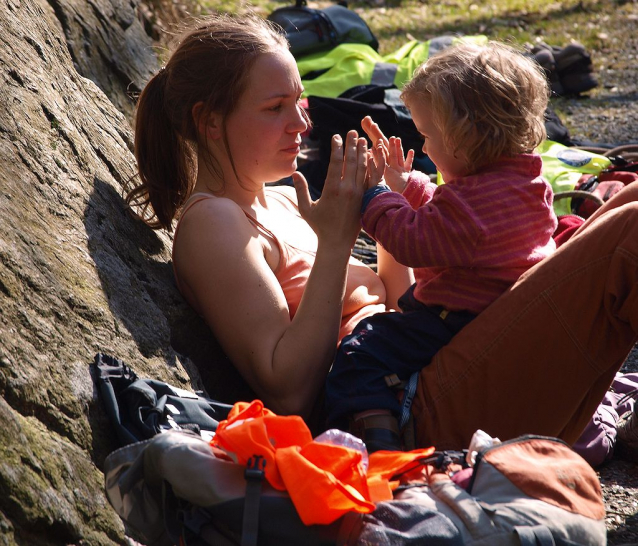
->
<box><xmin>385</xmin><ymin>137</ymin><xmax>414</xmax><ymax>193</ymax></box>
<box><xmin>361</xmin><ymin>116</ymin><xmax>414</xmax><ymax>193</ymax></box>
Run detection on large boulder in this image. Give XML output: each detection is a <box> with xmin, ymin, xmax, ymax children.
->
<box><xmin>0</xmin><ymin>0</ymin><xmax>252</xmax><ymax>543</ymax></box>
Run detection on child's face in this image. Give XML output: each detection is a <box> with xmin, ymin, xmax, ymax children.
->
<box><xmin>408</xmin><ymin>99</ymin><xmax>471</xmax><ymax>182</ymax></box>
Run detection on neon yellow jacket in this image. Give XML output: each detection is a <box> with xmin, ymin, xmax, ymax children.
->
<box><xmin>298</xmin><ymin>36</ymin><xmax>488</xmax><ymax>98</ymax></box>
<box><xmin>537</xmin><ymin>141</ymin><xmax>611</xmax><ymax>216</ymax></box>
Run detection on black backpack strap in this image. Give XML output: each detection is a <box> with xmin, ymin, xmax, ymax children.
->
<box><xmin>93</xmin><ymin>352</ymin><xmax>141</xmax><ymax>445</ymax></box>
<box><xmin>242</xmin><ymin>455</ymin><xmax>266</xmax><ymax>546</ymax></box>
<box><xmin>93</xmin><ymin>352</ymin><xmax>233</xmax><ymax>446</ymax></box>
<box><xmin>313</xmin><ymin>8</ymin><xmax>338</xmax><ymax>47</ymax></box>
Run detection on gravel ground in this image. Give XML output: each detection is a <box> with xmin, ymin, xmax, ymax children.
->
<box><xmin>552</xmin><ymin>4</ymin><xmax>638</xmax><ymax>148</ymax></box>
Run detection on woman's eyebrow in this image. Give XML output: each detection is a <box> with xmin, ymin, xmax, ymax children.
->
<box><xmin>261</xmin><ymin>86</ymin><xmax>305</xmax><ymax>101</ymax></box>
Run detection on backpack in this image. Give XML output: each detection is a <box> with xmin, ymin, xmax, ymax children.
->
<box><xmin>361</xmin><ymin>435</ymin><xmax>606</xmax><ymax>545</ymax></box>
<box><xmin>93</xmin><ymin>352</ymin><xmax>232</xmax><ymax>446</ymax></box>
<box><xmin>268</xmin><ymin>0</ymin><xmax>378</xmax><ymax>59</ymax></box>
<box><xmin>103</xmin><ymin>429</ymin><xmax>606</xmax><ymax>546</ymax></box>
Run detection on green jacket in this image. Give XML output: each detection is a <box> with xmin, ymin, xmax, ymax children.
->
<box><xmin>537</xmin><ymin>141</ymin><xmax>610</xmax><ymax>216</ymax></box>
<box><xmin>298</xmin><ymin>36</ymin><xmax>488</xmax><ymax>98</ymax></box>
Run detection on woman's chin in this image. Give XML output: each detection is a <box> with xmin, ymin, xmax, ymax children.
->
<box><xmin>280</xmin><ymin>160</ymin><xmax>299</xmax><ymax>178</ymax></box>
<box><xmin>262</xmin><ymin>160</ymin><xmax>299</xmax><ymax>184</ymax></box>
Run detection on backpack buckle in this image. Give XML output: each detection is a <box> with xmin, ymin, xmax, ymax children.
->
<box><xmin>245</xmin><ymin>455</ymin><xmax>266</xmax><ymax>480</ymax></box>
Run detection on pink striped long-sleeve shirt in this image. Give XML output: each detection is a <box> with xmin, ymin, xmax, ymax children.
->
<box><xmin>362</xmin><ymin>154</ymin><xmax>557</xmax><ymax>314</ymax></box>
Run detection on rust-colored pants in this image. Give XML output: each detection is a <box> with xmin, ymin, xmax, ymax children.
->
<box><xmin>414</xmin><ymin>184</ymin><xmax>638</xmax><ymax>450</ymax></box>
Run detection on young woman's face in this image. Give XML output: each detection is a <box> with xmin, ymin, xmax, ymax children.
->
<box><xmin>407</xmin><ymin>98</ymin><xmax>471</xmax><ymax>182</ymax></box>
<box><xmin>222</xmin><ymin>48</ymin><xmax>308</xmax><ymax>187</ymax></box>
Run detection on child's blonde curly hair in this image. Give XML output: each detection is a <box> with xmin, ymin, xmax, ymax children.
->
<box><xmin>401</xmin><ymin>40</ymin><xmax>550</xmax><ymax>168</ymax></box>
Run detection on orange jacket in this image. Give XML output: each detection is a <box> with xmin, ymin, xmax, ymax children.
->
<box><xmin>211</xmin><ymin>400</ymin><xmax>435</xmax><ymax>525</ymax></box>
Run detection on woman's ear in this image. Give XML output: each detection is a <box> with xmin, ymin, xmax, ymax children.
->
<box><xmin>192</xmin><ymin>102</ymin><xmax>223</xmax><ymax>140</ymax></box>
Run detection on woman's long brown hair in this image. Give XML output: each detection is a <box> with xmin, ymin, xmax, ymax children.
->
<box><xmin>127</xmin><ymin>14</ymin><xmax>288</xmax><ymax>230</ymax></box>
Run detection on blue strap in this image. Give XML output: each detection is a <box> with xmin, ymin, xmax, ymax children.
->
<box><xmin>427</xmin><ymin>35</ymin><xmax>455</xmax><ymax>57</ymax></box>
<box><xmin>371</xmin><ymin>62</ymin><xmax>398</xmax><ymax>87</ymax></box>
<box><xmin>514</xmin><ymin>525</ymin><xmax>556</xmax><ymax>546</ymax></box>
<box><xmin>399</xmin><ymin>372</ymin><xmax>419</xmax><ymax>430</ymax></box>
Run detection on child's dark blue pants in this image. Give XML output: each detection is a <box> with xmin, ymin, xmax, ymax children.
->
<box><xmin>325</xmin><ymin>285</ymin><xmax>475</xmax><ymax>429</ymax></box>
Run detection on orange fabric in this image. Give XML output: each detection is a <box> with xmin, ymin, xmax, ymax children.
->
<box><xmin>276</xmin><ymin>446</ymin><xmax>375</xmax><ymax>524</ymax></box>
<box><xmin>485</xmin><ymin>439</ymin><xmax>605</xmax><ymax>520</ymax></box>
<box><xmin>211</xmin><ymin>400</ymin><xmax>435</xmax><ymax>525</ymax></box>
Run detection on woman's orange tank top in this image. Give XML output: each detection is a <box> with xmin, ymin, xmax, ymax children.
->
<box><xmin>173</xmin><ymin>187</ymin><xmax>386</xmax><ymax>342</ymax></box>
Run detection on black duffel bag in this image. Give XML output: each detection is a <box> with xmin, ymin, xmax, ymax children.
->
<box><xmin>268</xmin><ymin>0</ymin><xmax>378</xmax><ymax>58</ymax></box>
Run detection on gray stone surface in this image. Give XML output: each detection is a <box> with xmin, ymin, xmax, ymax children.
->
<box><xmin>0</xmin><ymin>1</ymin><xmax>252</xmax><ymax>543</ymax></box>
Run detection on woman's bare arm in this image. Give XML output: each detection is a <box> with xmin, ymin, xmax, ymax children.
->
<box><xmin>174</xmin><ymin>132</ymin><xmax>368</xmax><ymax>418</ymax></box>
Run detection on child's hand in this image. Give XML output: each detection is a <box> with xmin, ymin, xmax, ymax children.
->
<box><xmin>361</xmin><ymin>116</ymin><xmax>413</xmax><ymax>193</ymax></box>
<box><xmin>385</xmin><ymin>136</ymin><xmax>413</xmax><ymax>193</ymax></box>
<box><xmin>361</xmin><ymin>115</ymin><xmax>389</xmax><ymax>149</ymax></box>
<box><xmin>366</xmin><ymin>140</ymin><xmax>387</xmax><ymax>191</ymax></box>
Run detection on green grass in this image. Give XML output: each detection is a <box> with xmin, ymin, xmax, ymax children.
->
<box><xmin>184</xmin><ymin>0</ymin><xmax>617</xmax><ymax>55</ymax></box>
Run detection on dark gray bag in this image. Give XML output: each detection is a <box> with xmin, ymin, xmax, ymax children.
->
<box><xmin>268</xmin><ymin>0</ymin><xmax>378</xmax><ymax>58</ymax></box>
<box><xmin>93</xmin><ymin>352</ymin><xmax>232</xmax><ymax>446</ymax></box>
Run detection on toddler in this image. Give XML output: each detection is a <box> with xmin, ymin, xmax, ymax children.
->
<box><xmin>325</xmin><ymin>41</ymin><xmax>558</xmax><ymax>452</ymax></box>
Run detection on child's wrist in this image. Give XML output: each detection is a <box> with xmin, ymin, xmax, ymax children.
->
<box><xmin>361</xmin><ymin>184</ymin><xmax>391</xmax><ymax>213</ymax></box>
<box><xmin>387</xmin><ymin>172</ymin><xmax>409</xmax><ymax>193</ymax></box>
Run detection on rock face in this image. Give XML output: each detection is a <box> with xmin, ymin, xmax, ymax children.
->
<box><xmin>0</xmin><ymin>1</ymin><xmax>252</xmax><ymax>544</ymax></box>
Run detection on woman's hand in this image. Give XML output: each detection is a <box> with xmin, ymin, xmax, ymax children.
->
<box><xmin>292</xmin><ymin>130</ymin><xmax>368</xmax><ymax>251</ymax></box>
<box><xmin>361</xmin><ymin>116</ymin><xmax>414</xmax><ymax>193</ymax></box>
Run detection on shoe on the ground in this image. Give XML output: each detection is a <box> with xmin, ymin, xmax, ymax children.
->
<box><xmin>616</xmin><ymin>390</ymin><xmax>638</xmax><ymax>460</ymax></box>
<box><xmin>552</xmin><ymin>42</ymin><xmax>598</xmax><ymax>95</ymax></box>
<box><xmin>530</xmin><ymin>44</ymin><xmax>564</xmax><ymax>96</ymax></box>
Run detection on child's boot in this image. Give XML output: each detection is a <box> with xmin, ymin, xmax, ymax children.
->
<box><xmin>350</xmin><ymin>410</ymin><xmax>402</xmax><ymax>453</ymax></box>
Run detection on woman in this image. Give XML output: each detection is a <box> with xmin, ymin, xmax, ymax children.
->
<box><xmin>129</xmin><ymin>12</ymin><xmax>638</xmax><ymax>449</ymax></box>
<box><xmin>129</xmin><ymin>13</ymin><xmax>411</xmax><ymax>420</ymax></box>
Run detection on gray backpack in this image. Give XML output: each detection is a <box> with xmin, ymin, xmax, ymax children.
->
<box><xmin>104</xmin><ymin>431</ymin><xmax>606</xmax><ymax>546</ymax></box>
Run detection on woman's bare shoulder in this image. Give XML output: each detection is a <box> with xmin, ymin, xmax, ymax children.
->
<box><xmin>177</xmin><ymin>195</ymin><xmax>249</xmax><ymax>239</ymax></box>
